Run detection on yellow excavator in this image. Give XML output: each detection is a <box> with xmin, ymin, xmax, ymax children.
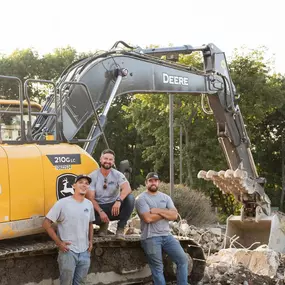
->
<box><xmin>0</xmin><ymin>41</ymin><xmax>283</xmax><ymax>284</ymax></box>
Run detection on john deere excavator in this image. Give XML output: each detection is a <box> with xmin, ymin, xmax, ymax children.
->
<box><xmin>0</xmin><ymin>41</ymin><xmax>283</xmax><ymax>285</ymax></box>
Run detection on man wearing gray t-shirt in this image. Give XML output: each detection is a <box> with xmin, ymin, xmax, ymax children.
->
<box><xmin>135</xmin><ymin>172</ymin><xmax>188</xmax><ymax>285</ymax></box>
<box><xmin>43</xmin><ymin>174</ymin><xmax>95</xmax><ymax>285</ymax></box>
<box><xmin>86</xmin><ymin>149</ymin><xmax>135</xmax><ymax>240</ymax></box>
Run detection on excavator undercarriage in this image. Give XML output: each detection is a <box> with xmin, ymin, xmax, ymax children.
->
<box><xmin>0</xmin><ymin>234</ymin><xmax>205</xmax><ymax>285</ymax></box>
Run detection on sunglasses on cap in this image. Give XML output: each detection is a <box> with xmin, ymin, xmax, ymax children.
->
<box><xmin>103</xmin><ymin>177</ymin><xmax>108</xmax><ymax>189</ymax></box>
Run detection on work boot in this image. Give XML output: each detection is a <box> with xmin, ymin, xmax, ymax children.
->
<box><xmin>116</xmin><ymin>227</ymin><xmax>125</xmax><ymax>240</ymax></box>
<box><xmin>98</xmin><ymin>222</ymin><xmax>109</xmax><ymax>237</ymax></box>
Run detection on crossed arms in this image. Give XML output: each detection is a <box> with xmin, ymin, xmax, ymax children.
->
<box><xmin>139</xmin><ymin>207</ymin><xmax>178</xmax><ymax>224</ymax></box>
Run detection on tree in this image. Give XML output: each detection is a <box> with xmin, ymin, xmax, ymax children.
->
<box><xmin>0</xmin><ymin>49</ymin><xmax>40</xmax><ymax>99</ymax></box>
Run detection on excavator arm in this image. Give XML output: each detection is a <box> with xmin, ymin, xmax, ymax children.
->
<box><xmin>27</xmin><ymin>42</ymin><xmax>270</xmax><ymax>221</ymax></box>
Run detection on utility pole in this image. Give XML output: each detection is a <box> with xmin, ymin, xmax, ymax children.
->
<box><xmin>169</xmin><ymin>94</ymin><xmax>174</xmax><ymax>198</ymax></box>
<box><xmin>280</xmin><ymin>131</ymin><xmax>285</xmax><ymax>212</ymax></box>
<box><xmin>179</xmin><ymin>124</ymin><xmax>183</xmax><ymax>184</ymax></box>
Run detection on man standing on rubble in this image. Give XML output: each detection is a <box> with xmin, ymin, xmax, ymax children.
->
<box><xmin>135</xmin><ymin>172</ymin><xmax>189</xmax><ymax>285</ymax></box>
<box><xmin>86</xmin><ymin>149</ymin><xmax>135</xmax><ymax>240</ymax></box>
<box><xmin>42</xmin><ymin>174</ymin><xmax>95</xmax><ymax>285</ymax></box>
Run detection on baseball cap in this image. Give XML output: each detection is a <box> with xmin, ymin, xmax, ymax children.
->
<box><xmin>74</xmin><ymin>174</ymin><xmax>92</xmax><ymax>184</ymax></box>
<box><xmin>145</xmin><ymin>172</ymin><xmax>159</xmax><ymax>180</ymax></box>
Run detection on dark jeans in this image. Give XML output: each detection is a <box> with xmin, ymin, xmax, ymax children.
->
<box><xmin>94</xmin><ymin>194</ymin><xmax>135</xmax><ymax>228</ymax></box>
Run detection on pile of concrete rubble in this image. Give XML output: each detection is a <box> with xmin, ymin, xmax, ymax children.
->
<box><xmin>170</xmin><ymin>220</ymin><xmax>224</xmax><ymax>254</ymax></box>
<box><xmin>123</xmin><ymin>216</ymin><xmax>285</xmax><ymax>285</ymax></box>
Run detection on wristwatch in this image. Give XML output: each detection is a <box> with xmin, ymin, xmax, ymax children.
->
<box><xmin>116</xmin><ymin>197</ymin><xmax>123</xmax><ymax>203</ymax></box>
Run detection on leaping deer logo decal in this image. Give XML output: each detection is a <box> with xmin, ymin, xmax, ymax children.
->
<box><xmin>56</xmin><ymin>173</ymin><xmax>76</xmax><ymax>200</ymax></box>
<box><xmin>61</xmin><ymin>177</ymin><xmax>74</xmax><ymax>196</ymax></box>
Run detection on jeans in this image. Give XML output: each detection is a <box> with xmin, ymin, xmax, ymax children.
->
<box><xmin>57</xmin><ymin>250</ymin><xmax>91</xmax><ymax>285</ymax></box>
<box><xmin>94</xmin><ymin>193</ymin><xmax>135</xmax><ymax>228</ymax></box>
<box><xmin>141</xmin><ymin>235</ymin><xmax>188</xmax><ymax>285</ymax></box>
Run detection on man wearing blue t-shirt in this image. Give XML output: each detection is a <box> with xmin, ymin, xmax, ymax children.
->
<box><xmin>135</xmin><ymin>172</ymin><xmax>188</xmax><ymax>285</ymax></box>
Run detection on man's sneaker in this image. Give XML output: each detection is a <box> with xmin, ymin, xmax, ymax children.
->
<box><xmin>116</xmin><ymin>227</ymin><xmax>125</xmax><ymax>240</ymax></box>
<box><xmin>98</xmin><ymin>222</ymin><xmax>109</xmax><ymax>237</ymax></box>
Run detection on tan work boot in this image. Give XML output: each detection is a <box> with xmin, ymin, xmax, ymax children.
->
<box><xmin>98</xmin><ymin>222</ymin><xmax>109</xmax><ymax>237</ymax></box>
<box><xmin>116</xmin><ymin>227</ymin><xmax>125</xmax><ymax>240</ymax></box>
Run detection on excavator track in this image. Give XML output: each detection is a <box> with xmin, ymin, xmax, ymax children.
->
<box><xmin>0</xmin><ymin>234</ymin><xmax>144</xmax><ymax>259</ymax></box>
<box><xmin>0</xmin><ymin>234</ymin><xmax>205</xmax><ymax>285</ymax></box>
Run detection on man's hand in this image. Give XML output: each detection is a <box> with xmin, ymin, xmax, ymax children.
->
<box><xmin>99</xmin><ymin>211</ymin><xmax>110</xmax><ymax>223</ymax></box>
<box><xmin>57</xmin><ymin>241</ymin><xmax>71</xmax><ymax>252</ymax></box>
<box><xmin>111</xmin><ymin>201</ymin><xmax>121</xmax><ymax>216</ymax></box>
<box><xmin>88</xmin><ymin>241</ymin><xmax>93</xmax><ymax>252</ymax></box>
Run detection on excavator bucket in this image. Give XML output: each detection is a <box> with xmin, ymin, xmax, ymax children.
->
<box><xmin>198</xmin><ymin>169</ymin><xmax>285</xmax><ymax>253</ymax></box>
<box><xmin>225</xmin><ymin>213</ymin><xmax>285</xmax><ymax>252</ymax></box>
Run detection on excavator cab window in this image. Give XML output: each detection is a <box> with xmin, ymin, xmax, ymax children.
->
<box><xmin>0</xmin><ymin>100</ymin><xmax>41</xmax><ymax>141</ymax></box>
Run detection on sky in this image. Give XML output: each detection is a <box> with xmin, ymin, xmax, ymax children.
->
<box><xmin>1</xmin><ymin>0</ymin><xmax>284</xmax><ymax>73</ymax></box>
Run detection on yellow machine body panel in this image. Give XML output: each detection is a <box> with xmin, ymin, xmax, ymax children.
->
<box><xmin>4</xmin><ymin>145</ymin><xmax>44</xmax><ymax>221</ymax></box>
<box><xmin>0</xmin><ymin>143</ymin><xmax>99</xmax><ymax>239</ymax></box>
<box><xmin>0</xmin><ymin>147</ymin><xmax>10</xmax><ymax>223</ymax></box>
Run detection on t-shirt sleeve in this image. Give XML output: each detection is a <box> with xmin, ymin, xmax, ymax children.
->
<box><xmin>88</xmin><ymin>170</ymin><xmax>98</xmax><ymax>191</ymax></box>
<box><xmin>166</xmin><ymin>195</ymin><xmax>176</xmax><ymax>210</ymax></box>
<box><xmin>89</xmin><ymin>203</ymin><xmax>95</xmax><ymax>222</ymax></box>
<box><xmin>117</xmin><ymin>171</ymin><xmax>129</xmax><ymax>187</ymax></box>
<box><xmin>135</xmin><ymin>196</ymin><xmax>150</xmax><ymax>215</ymax></box>
<box><xmin>46</xmin><ymin>200</ymin><xmax>62</xmax><ymax>223</ymax></box>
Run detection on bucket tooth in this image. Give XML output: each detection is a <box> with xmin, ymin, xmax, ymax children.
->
<box><xmin>218</xmin><ymin>170</ymin><xmax>226</xmax><ymax>177</ymax></box>
<box><xmin>234</xmin><ymin>169</ymin><xmax>248</xmax><ymax>179</ymax></box>
<box><xmin>224</xmin><ymin>169</ymin><xmax>234</xmax><ymax>178</ymax></box>
<box><xmin>197</xmin><ymin>170</ymin><xmax>209</xmax><ymax>180</ymax></box>
<box><xmin>205</xmin><ymin>170</ymin><xmax>219</xmax><ymax>179</ymax></box>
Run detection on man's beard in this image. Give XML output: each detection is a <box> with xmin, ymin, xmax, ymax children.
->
<box><xmin>148</xmin><ymin>185</ymin><xmax>158</xmax><ymax>192</ymax></box>
<box><xmin>101</xmin><ymin>163</ymin><xmax>112</xmax><ymax>170</ymax></box>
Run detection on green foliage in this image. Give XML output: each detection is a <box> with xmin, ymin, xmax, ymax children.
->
<box><xmin>134</xmin><ymin>183</ymin><xmax>217</xmax><ymax>227</ymax></box>
<box><xmin>0</xmin><ymin>47</ymin><xmax>90</xmax><ymax>102</ymax></box>
<box><xmin>39</xmin><ymin>46</ymin><xmax>86</xmax><ymax>81</ymax></box>
<box><xmin>230</xmin><ymin>47</ymin><xmax>284</xmax><ymax>130</ymax></box>
<box><xmin>0</xmin><ymin>49</ymin><xmax>40</xmax><ymax>99</ymax></box>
